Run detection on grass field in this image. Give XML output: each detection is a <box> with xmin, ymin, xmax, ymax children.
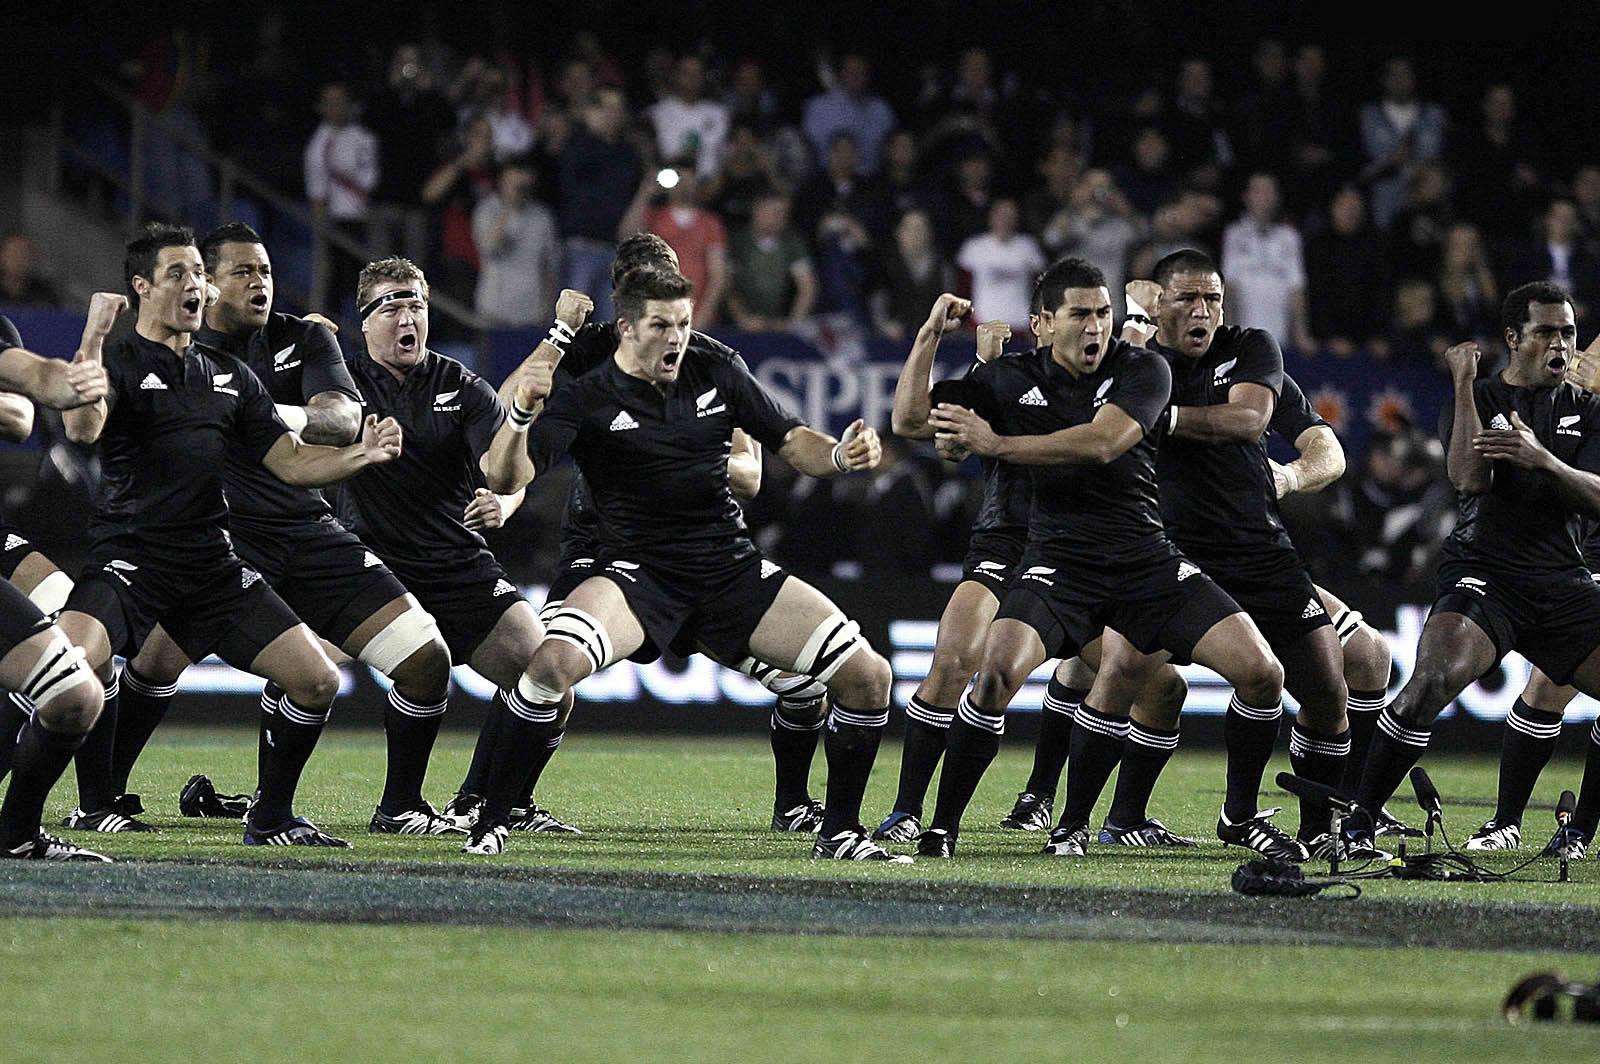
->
<box><xmin>2</xmin><ymin>726</ymin><xmax>1597</xmax><ymax>1062</ymax></box>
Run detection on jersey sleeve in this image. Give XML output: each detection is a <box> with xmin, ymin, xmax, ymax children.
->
<box><xmin>1270</xmin><ymin>373</ymin><xmax>1327</xmax><ymax>442</ymax></box>
<box><xmin>721</xmin><ymin>355</ymin><xmax>805</xmax><ymax>450</ymax></box>
<box><xmin>526</xmin><ymin>384</ymin><xmax>587</xmax><ymax>474</ymax></box>
<box><xmin>1234</xmin><ymin>328</ymin><xmax>1285</xmax><ymax>398</ymax></box>
<box><xmin>459</xmin><ymin>372</ymin><xmax>507</xmax><ymax>462</ymax></box>
<box><xmin>553</xmin><ymin>321</ymin><xmax>616</xmax><ymax>392</ymax></box>
<box><xmin>0</xmin><ymin>315</ymin><xmax>20</xmax><ymax>353</ymax></box>
<box><xmin>1109</xmin><ymin>351</ymin><xmax>1172</xmax><ymax>432</ymax></box>
<box><xmin>296</xmin><ymin>322</ymin><xmax>359</xmax><ymax>403</ymax></box>
<box><xmin>233</xmin><ymin>360</ymin><xmax>290</xmax><ymax>463</ymax></box>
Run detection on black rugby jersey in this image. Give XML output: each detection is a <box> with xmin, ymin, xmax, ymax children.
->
<box><xmin>527</xmin><ymin>345</ymin><xmax>803</xmax><ymax>579</ymax></box>
<box><xmin>0</xmin><ymin>315</ymin><xmax>20</xmax><ymax>353</ymax></box>
<box><xmin>331</xmin><ymin>350</ymin><xmax>504</xmax><ymax>568</ymax></box>
<box><xmin>90</xmin><ymin>331</ymin><xmax>287</xmax><ymax>564</ymax></box>
<box><xmin>967</xmin><ymin>340</ymin><xmax>1172</xmax><ymax>568</ymax></box>
<box><xmin>939</xmin><ymin>352</ymin><xmax>1034</xmax><ymax>534</ymax></box>
<box><xmin>1270</xmin><ymin>373</ymin><xmax>1327</xmax><ymax>443</ymax></box>
<box><xmin>1155</xmin><ymin>325</ymin><xmax>1289</xmax><ymax>558</ymax></box>
<box><xmin>197</xmin><ymin>313</ymin><xmax>358</xmax><ymax>527</ymax></box>
<box><xmin>1440</xmin><ymin>375</ymin><xmax>1600</xmax><ymax>576</ymax></box>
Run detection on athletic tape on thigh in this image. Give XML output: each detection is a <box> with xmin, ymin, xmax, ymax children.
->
<box><xmin>18</xmin><ymin>631</ymin><xmax>91</xmax><ymax>711</ymax></box>
<box><xmin>357</xmin><ymin>606</ymin><xmax>445</xmax><ymax>676</ymax></box>
<box><xmin>542</xmin><ymin>606</ymin><xmax>615</xmax><ymax>675</ymax></box>
<box><xmin>793</xmin><ymin>615</ymin><xmax>865</xmax><ymax>685</ymax></box>
<box><xmin>537</xmin><ymin>599</ymin><xmax>565</xmax><ymax>627</ymax></box>
<box><xmin>1331</xmin><ymin>607</ymin><xmax>1364</xmax><ymax>645</ymax></box>
<box><xmin>25</xmin><ymin>571</ymin><xmax>73</xmax><ymax>619</ymax></box>
<box><xmin>735</xmin><ymin>655</ymin><xmax>826</xmax><ymax>702</ymax></box>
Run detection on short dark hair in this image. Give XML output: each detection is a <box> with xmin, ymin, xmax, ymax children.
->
<box><xmin>1036</xmin><ymin>257</ymin><xmax>1107</xmax><ymax>314</ymax></box>
<box><xmin>1501</xmin><ymin>280</ymin><xmax>1573</xmax><ymax>336</ymax></box>
<box><xmin>1029</xmin><ymin>271</ymin><xmax>1046</xmax><ymax>317</ymax></box>
<box><xmin>614</xmin><ymin>266</ymin><xmax>694</xmax><ymax>323</ymax></box>
<box><xmin>198</xmin><ymin>222</ymin><xmax>266</xmax><ymax>274</ymax></box>
<box><xmin>611</xmin><ymin>233</ymin><xmax>677</xmax><ymax>289</ymax></box>
<box><xmin>124</xmin><ymin>222</ymin><xmax>196</xmax><ymax>306</ymax></box>
<box><xmin>1151</xmin><ymin>248</ymin><xmax>1220</xmax><ymax>290</ymax></box>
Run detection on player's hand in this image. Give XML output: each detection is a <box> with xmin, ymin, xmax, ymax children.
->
<box><xmin>304</xmin><ymin>312</ymin><xmax>340</xmax><ymax>335</ymax></box>
<box><xmin>934</xmin><ymin>435</ymin><xmax>971</xmax><ymax>463</ymax></box>
<box><xmin>554</xmin><ymin>289</ymin><xmax>594</xmax><ymax>330</ymax></box>
<box><xmin>79</xmin><ymin>292</ymin><xmax>128</xmax><ymax>353</ymax></box>
<box><xmin>515</xmin><ymin>358</ymin><xmax>554</xmax><ymax>409</ymax></box>
<box><xmin>1569</xmin><ymin>332</ymin><xmax>1600</xmax><ymax>392</ymax></box>
<box><xmin>975</xmin><ymin>321</ymin><xmax>1011</xmax><ymax>363</ymax></box>
<box><xmin>924</xmin><ymin>293</ymin><xmax>970</xmax><ymax>335</ymax></box>
<box><xmin>1125</xmin><ymin>279</ymin><xmax>1162</xmax><ymax>317</ymax></box>
<box><xmin>835</xmin><ymin>418</ymin><xmax>882</xmax><ymax>472</ymax></box>
<box><xmin>1444</xmin><ymin>341</ymin><xmax>1481</xmax><ymax>383</ymax></box>
<box><xmin>929</xmin><ymin>403</ymin><xmax>1001</xmax><ymax>457</ymax></box>
<box><xmin>463</xmin><ymin>487</ymin><xmax>506</xmax><ymax>530</ymax></box>
<box><xmin>361</xmin><ymin>414</ymin><xmax>403</xmax><ymax>463</ymax></box>
<box><xmin>1268</xmin><ymin>458</ymin><xmax>1294</xmax><ymax>498</ymax></box>
<box><xmin>1473</xmin><ymin>410</ymin><xmax>1552</xmax><ymax>470</ymax></box>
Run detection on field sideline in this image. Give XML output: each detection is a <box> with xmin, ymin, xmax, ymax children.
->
<box><xmin>3</xmin><ymin>728</ymin><xmax>1596</xmax><ymax>1060</ymax></box>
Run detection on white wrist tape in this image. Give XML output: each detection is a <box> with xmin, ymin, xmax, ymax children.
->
<box><xmin>544</xmin><ymin>318</ymin><xmax>576</xmax><ymax>352</ymax></box>
<box><xmin>1126</xmin><ymin>294</ymin><xmax>1152</xmax><ymax>321</ymax></box>
<box><xmin>275</xmin><ymin>404</ymin><xmax>309</xmax><ymax>435</ymax></box>
<box><xmin>831</xmin><ymin>422</ymin><xmax>861</xmax><ymax>473</ymax></box>
<box><xmin>1167</xmin><ymin>405</ymin><xmax>1179</xmax><ymax>435</ymax></box>
<box><xmin>1280</xmin><ymin>463</ymin><xmax>1301</xmax><ymax>494</ymax></box>
<box><xmin>507</xmin><ymin>398</ymin><xmax>537</xmax><ymax>434</ymax></box>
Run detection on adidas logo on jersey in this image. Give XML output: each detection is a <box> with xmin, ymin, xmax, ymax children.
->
<box><xmin>1489</xmin><ymin>414</ymin><xmax>1512</xmax><ymax>431</ymax></box>
<box><xmin>1176</xmin><ymin>560</ymin><xmax>1201</xmax><ymax>582</ymax></box>
<box><xmin>1454</xmin><ymin>576</ymin><xmax>1487</xmax><ymax>596</ymax></box>
<box><xmin>241</xmin><ymin>568</ymin><xmax>262</xmax><ymax>590</ymax></box>
<box><xmin>759</xmin><ymin>559</ymin><xmax>782</xmax><ymax>580</ymax></box>
<box><xmin>362</xmin><ymin>551</ymin><xmax>382</xmax><ymax>569</ymax></box>
<box><xmin>273</xmin><ymin>345</ymin><xmax>301</xmax><ymax>371</ymax></box>
<box><xmin>492</xmin><ymin>579</ymin><xmax>518</xmax><ymax>597</ymax></box>
<box><xmin>1213</xmin><ymin>357</ymin><xmax>1237</xmax><ymax>386</ymax></box>
<box><xmin>696</xmin><ymin>387</ymin><xmax>726</xmax><ymax>417</ymax></box>
<box><xmin>1301</xmin><ymin>597</ymin><xmax>1327</xmax><ymax>620</ymax></box>
<box><xmin>434</xmin><ymin>389</ymin><xmax>461</xmax><ymax>412</ymax></box>
<box><xmin>139</xmin><ymin>373</ymin><xmax>167</xmax><ymax>390</ymax></box>
<box><xmin>609</xmin><ymin>410</ymin><xmax>640</xmax><ymax>431</ymax></box>
<box><xmin>3</xmin><ymin>534</ymin><xmax>26</xmax><ymax>551</ymax></box>
<box><xmin>1018</xmin><ymin>386</ymin><xmax>1048</xmax><ymax>406</ymax></box>
<box><xmin>212</xmin><ymin>372</ymin><xmax>238</xmax><ymax>396</ymax></box>
<box><xmin>1559</xmin><ymin>413</ymin><xmax>1583</xmax><ymax>437</ymax></box>
<box><xmin>1020</xmin><ymin>565</ymin><xmax>1056</xmax><ymax>586</ymax></box>
<box><xmin>1093</xmin><ymin>377</ymin><xmax>1114</xmax><ymax>407</ymax></box>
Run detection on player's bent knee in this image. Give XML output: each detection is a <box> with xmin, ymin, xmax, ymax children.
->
<box><xmin>970</xmin><ymin>668</ymin><xmax>1019</xmax><ymax>712</ymax></box>
<box><xmin>284</xmin><ymin>665</ymin><xmax>340</xmax><ymax>710</ymax></box>
<box><xmin>541</xmin><ymin>605</ymin><xmax>614</xmax><ymax>678</ymax></box>
<box><xmin>1233</xmin><ymin>654</ymin><xmax>1284</xmax><ymax>707</ymax></box>
<box><xmin>1150</xmin><ymin>667</ymin><xmax>1188</xmax><ymax>718</ymax></box>
<box><xmin>793</xmin><ymin>613</ymin><xmax>868</xmax><ymax>686</ymax></box>
<box><xmin>827</xmin><ymin>648</ymin><xmax>891</xmax><ymax>708</ymax></box>
<box><xmin>21</xmin><ymin>632</ymin><xmax>102</xmax><ymax>734</ymax></box>
<box><xmin>360</xmin><ymin>606</ymin><xmax>448</xmax><ymax>680</ymax></box>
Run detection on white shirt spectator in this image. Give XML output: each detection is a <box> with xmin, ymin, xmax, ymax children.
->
<box><xmin>957</xmin><ymin>232</ymin><xmax>1045</xmax><ymax>331</ymax></box>
<box><xmin>304</xmin><ymin>121</ymin><xmax>379</xmax><ymax>221</ymax></box>
<box><xmin>472</xmin><ymin>193</ymin><xmax>559</xmax><ymax>327</ymax></box>
<box><xmin>649</xmin><ymin>96</ymin><xmax>729</xmax><ymax>178</ymax></box>
<box><xmin>1221</xmin><ymin>219</ymin><xmax>1306</xmax><ymax>342</ymax></box>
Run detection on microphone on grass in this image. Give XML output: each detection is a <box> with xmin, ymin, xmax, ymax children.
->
<box><xmin>1409</xmin><ymin>766</ymin><xmax>1443</xmax><ymax>853</ymax></box>
<box><xmin>1556</xmin><ymin>789</ymin><xmax>1577</xmax><ymax>884</ymax></box>
<box><xmin>1275</xmin><ymin>772</ymin><xmax>1356</xmax><ymax>813</ymax></box>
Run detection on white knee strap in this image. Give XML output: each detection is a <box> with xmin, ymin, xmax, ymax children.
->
<box><xmin>514</xmin><ymin>673</ymin><xmax>567</xmax><ymax>709</ymax></box>
<box><xmin>19</xmin><ymin>631</ymin><xmax>92</xmax><ymax>712</ymax></box>
<box><xmin>358</xmin><ymin>606</ymin><xmax>446</xmax><ymax>675</ymax></box>
<box><xmin>537</xmin><ymin>598</ymin><xmax>565</xmax><ymax>627</ymax></box>
<box><xmin>793</xmin><ymin>614</ymin><xmax>865</xmax><ymax>685</ymax></box>
<box><xmin>26</xmin><ymin>571</ymin><xmax>74</xmax><ymax>619</ymax></box>
<box><xmin>735</xmin><ymin>655</ymin><xmax>827</xmax><ymax>702</ymax></box>
<box><xmin>542</xmin><ymin>605</ymin><xmax>615</xmax><ymax>675</ymax></box>
<box><xmin>1332</xmin><ymin>607</ymin><xmax>1364</xmax><ymax>645</ymax></box>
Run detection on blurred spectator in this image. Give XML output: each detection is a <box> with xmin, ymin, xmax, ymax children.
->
<box><xmin>649</xmin><ymin>54</ymin><xmax>730</xmax><ymax>180</ymax></box>
<box><xmin>1358</xmin><ymin>57</ymin><xmax>1447</xmax><ymax>230</ymax></box>
<box><xmin>1050</xmin><ymin>169</ymin><xmax>1144</xmax><ymax>295</ymax></box>
<box><xmin>1232</xmin><ymin>40</ymin><xmax>1295</xmax><ymax>179</ymax></box>
<box><xmin>802</xmin><ymin>53</ymin><xmax>896</xmax><ymax>176</ymax></box>
<box><xmin>304</xmin><ymin>82</ymin><xmax>379</xmax><ymax>310</ymax></box>
<box><xmin>1221</xmin><ymin>173</ymin><xmax>1313</xmax><ymax>352</ymax></box>
<box><xmin>642</xmin><ymin>46</ymin><xmax>676</xmax><ymax>106</ymax></box>
<box><xmin>728</xmin><ymin>190</ymin><xmax>817</xmax><ymax>332</ymax></box>
<box><xmin>472</xmin><ymin>157</ymin><xmax>559</xmax><ymax>327</ymax></box>
<box><xmin>367</xmin><ymin>43</ymin><xmax>455</xmax><ymax>265</ymax></box>
<box><xmin>1389</xmin><ymin>161</ymin><xmax>1455</xmax><ymax>282</ymax></box>
<box><xmin>477</xmin><ymin>66</ymin><xmax>536</xmax><ymax>163</ymax></box>
<box><xmin>557</xmin><ymin>86</ymin><xmax>644</xmax><ymax>322</ymax></box>
<box><xmin>619</xmin><ymin>163</ymin><xmax>729</xmax><ymax>327</ymax></box>
<box><xmin>1508</xmin><ymin>200</ymin><xmax>1600</xmax><ymax>328</ymax></box>
<box><xmin>879</xmin><ymin>130</ymin><xmax>932</xmax><ymax>221</ymax></box>
<box><xmin>1388</xmin><ymin>278</ymin><xmax>1451</xmax><ymax>362</ymax></box>
<box><xmin>1574</xmin><ymin>164</ymin><xmax>1600</xmax><ymax>255</ymax></box>
<box><xmin>934</xmin><ymin>149</ymin><xmax>996</xmax><ymax>255</ymax></box>
<box><xmin>1329</xmin><ymin>426</ymin><xmax>1453</xmax><ymax>583</ymax></box>
<box><xmin>795</xmin><ymin>133</ymin><xmax>891</xmax><ymax>251</ymax></box>
<box><xmin>420</xmin><ymin>115</ymin><xmax>496</xmax><ymax>308</ymax></box>
<box><xmin>1163</xmin><ymin>57</ymin><xmax>1233</xmax><ymax>190</ymax></box>
<box><xmin>1116</xmin><ymin>126</ymin><xmax>1179</xmax><ymax>216</ymax></box>
<box><xmin>1128</xmin><ymin>193</ymin><xmax>1219</xmax><ymax>281</ymax></box>
<box><xmin>1451</xmin><ymin>84</ymin><xmax>1543</xmax><ymax>240</ymax></box>
<box><xmin>957</xmin><ymin>199</ymin><xmax>1045</xmax><ymax>333</ymax></box>
<box><xmin>1283</xmin><ymin>44</ymin><xmax>1354</xmax><ymax>222</ymax></box>
<box><xmin>1022</xmin><ymin>147</ymin><xmax>1082</xmax><ymax>256</ymax></box>
<box><xmin>0</xmin><ymin>235</ymin><xmax>62</xmax><ymax>308</ymax></box>
<box><xmin>872</xmin><ymin>209</ymin><xmax>955</xmax><ymax>341</ymax></box>
<box><xmin>724</xmin><ymin>58</ymin><xmax>811</xmax><ymax>186</ymax></box>
<box><xmin>1436</xmin><ymin>222</ymin><xmax>1499</xmax><ymax>342</ymax></box>
<box><xmin>1306</xmin><ymin>186</ymin><xmax>1393</xmax><ymax>357</ymax></box>
<box><xmin>128</xmin><ymin>27</ymin><xmax>216</xmax><ymax>225</ymax></box>
<box><xmin>704</xmin><ymin>121</ymin><xmax>781</xmax><ymax>234</ymax></box>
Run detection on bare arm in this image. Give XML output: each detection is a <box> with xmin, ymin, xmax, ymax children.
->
<box><xmin>262</xmin><ymin>414</ymin><xmax>402</xmax><ymax>487</ymax></box>
<box><xmin>1475</xmin><ymin>411</ymin><xmax>1600</xmax><ymax>517</ymax></box>
<box><xmin>282</xmin><ymin>390</ymin><xmax>361</xmax><ymax>445</ymax></box>
<box><xmin>463</xmin><ymin>485</ymin><xmax>526</xmax><ymax>529</ymax></box>
<box><xmin>483</xmin><ymin>361</ymin><xmax>553</xmax><ymax>494</ymax></box>
<box><xmin>1443</xmin><ymin>341</ymin><xmax>1491</xmax><ymax>495</ymax></box>
<box><xmin>891</xmin><ymin>293</ymin><xmax>970</xmax><ymax>439</ymax></box>
<box><xmin>728</xmin><ymin>428</ymin><xmax>761</xmax><ymax>498</ymax></box>
<box><xmin>1169</xmin><ymin>381</ymin><xmax>1275</xmax><ymax>444</ymax></box>
<box><xmin>0</xmin><ymin>393</ymin><xmax>32</xmax><ymax>442</ymax></box>
<box><xmin>61</xmin><ymin>292</ymin><xmax>128</xmax><ymax>445</ymax></box>
<box><xmin>1272</xmin><ymin>424</ymin><xmax>1346</xmax><ymax>496</ymax></box>
<box><xmin>777</xmin><ymin>418</ymin><xmax>881</xmax><ymax>478</ymax></box>
<box><xmin>928</xmin><ymin>401</ymin><xmax>1145</xmax><ymax>466</ymax></box>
